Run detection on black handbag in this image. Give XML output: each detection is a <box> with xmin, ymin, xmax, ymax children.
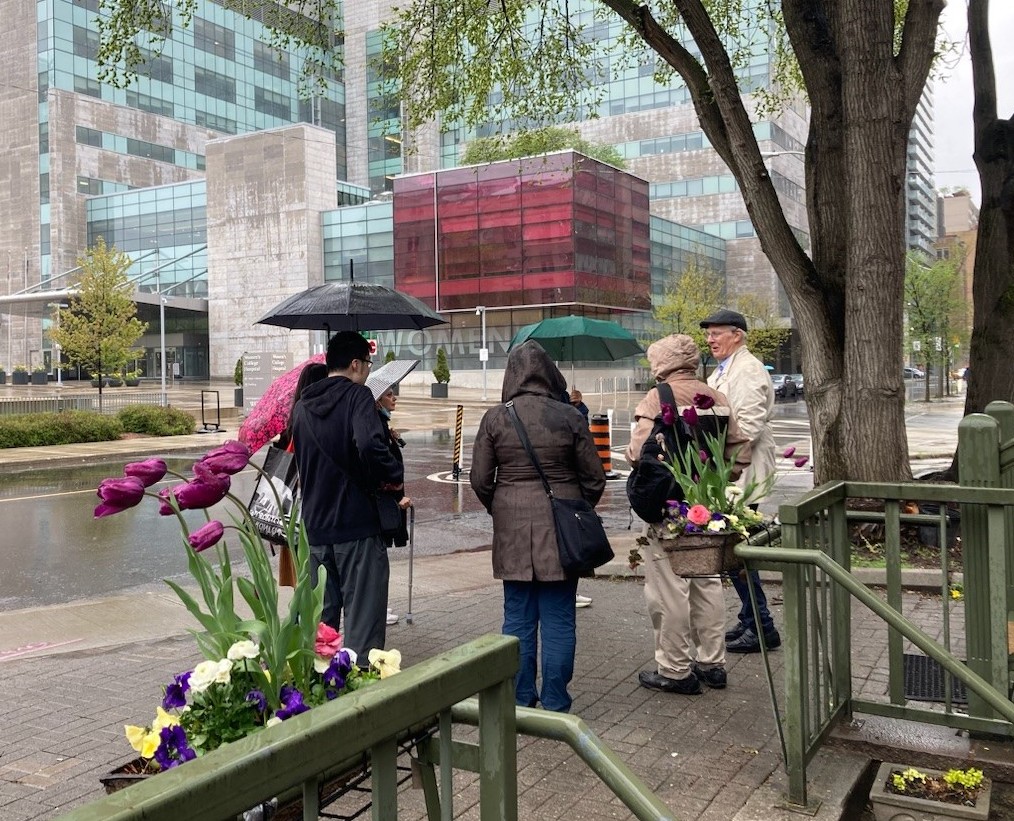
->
<box><xmin>505</xmin><ymin>401</ymin><xmax>613</xmax><ymax>577</ymax></box>
<box><xmin>247</xmin><ymin>445</ymin><xmax>299</xmax><ymax>545</ymax></box>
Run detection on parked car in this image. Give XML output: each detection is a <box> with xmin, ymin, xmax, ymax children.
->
<box><xmin>770</xmin><ymin>373</ymin><xmax>798</xmax><ymax>398</ymax></box>
<box><xmin>790</xmin><ymin>373</ymin><xmax>804</xmax><ymax>395</ymax></box>
<box><xmin>903</xmin><ymin>367</ymin><xmax>925</xmax><ymax>379</ymax></box>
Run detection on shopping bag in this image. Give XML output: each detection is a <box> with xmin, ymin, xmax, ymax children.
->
<box><xmin>247</xmin><ymin>445</ymin><xmax>299</xmax><ymax>544</ymax></box>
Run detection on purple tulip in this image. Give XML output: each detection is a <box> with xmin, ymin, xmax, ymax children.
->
<box><xmin>699</xmin><ymin>449</ymin><xmax>710</xmax><ymax>462</ymax></box>
<box><xmin>124</xmin><ymin>458</ymin><xmax>168</xmax><ymax>488</ymax></box>
<box><xmin>682</xmin><ymin>406</ymin><xmax>699</xmax><ymax>426</ymax></box>
<box><xmin>782</xmin><ymin>446</ymin><xmax>796</xmax><ymax>459</ymax></box>
<box><xmin>188</xmin><ymin>521</ymin><xmax>225</xmax><ymax>552</ymax></box>
<box><xmin>197</xmin><ymin>441</ymin><xmax>251</xmax><ymax>476</ymax></box>
<box><xmin>693</xmin><ymin>393</ymin><xmax>715</xmax><ymax>410</ymax></box>
<box><xmin>660</xmin><ymin>403</ymin><xmax>675</xmax><ymax>426</ymax></box>
<box><xmin>794</xmin><ymin>457</ymin><xmax>810</xmax><ymax>468</ymax></box>
<box><xmin>175</xmin><ymin>474</ymin><xmax>230</xmax><ymax>510</ymax></box>
<box><xmin>157</xmin><ymin>487</ymin><xmax>177</xmax><ymax>516</ymax></box>
<box><xmin>94</xmin><ymin>476</ymin><xmax>146</xmax><ymax>518</ymax></box>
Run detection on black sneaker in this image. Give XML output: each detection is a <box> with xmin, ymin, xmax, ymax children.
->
<box><xmin>726</xmin><ymin>628</ymin><xmax>782</xmax><ymax>654</ymax></box>
<box><xmin>725</xmin><ymin>623</ymin><xmax>747</xmax><ymax>642</ymax></box>
<box><xmin>638</xmin><ymin>670</ymin><xmax>703</xmax><ymax>695</ymax></box>
<box><xmin>691</xmin><ymin>662</ymin><xmax>728</xmax><ymax>689</ymax></box>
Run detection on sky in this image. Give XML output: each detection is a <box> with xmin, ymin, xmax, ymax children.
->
<box><xmin>933</xmin><ymin>2</ymin><xmax>1014</xmax><ymax>205</ymax></box>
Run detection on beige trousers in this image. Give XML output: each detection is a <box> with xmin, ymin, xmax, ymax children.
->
<box><xmin>643</xmin><ymin>539</ymin><xmax>726</xmax><ymax>678</ymax></box>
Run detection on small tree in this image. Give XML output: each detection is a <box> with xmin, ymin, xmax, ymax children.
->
<box><xmin>51</xmin><ymin>238</ymin><xmax>147</xmax><ymax>408</ymax></box>
<box><xmin>432</xmin><ymin>348</ymin><xmax>451</xmax><ymax>384</ymax></box>
<box><xmin>732</xmin><ymin>294</ymin><xmax>793</xmax><ymax>368</ymax></box>
<box><xmin>234</xmin><ymin>357</ymin><xmax>244</xmax><ymax>386</ymax></box>
<box><xmin>384</xmin><ymin>350</ymin><xmax>396</xmax><ymax>364</ymax></box>
<box><xmin>905</xmin><ymin>252</ymin><xmax>963</xmax><ymax>401</ymax></box>
<box><xmin>652</xmin><ymin>258</ymin><xmax>724</xmax><ymax>357</ymax></box>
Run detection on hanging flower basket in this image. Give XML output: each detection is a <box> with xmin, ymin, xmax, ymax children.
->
<box><xmin>652</xmin><ymin>530</ymin><xmax>743</xmax><ymax>577</ymax></box>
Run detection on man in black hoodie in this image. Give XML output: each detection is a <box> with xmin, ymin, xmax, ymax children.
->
<box><xmin>291</xmin><ymin>331</ymin><xmax>404</xmax><ymax>661</ymax></box>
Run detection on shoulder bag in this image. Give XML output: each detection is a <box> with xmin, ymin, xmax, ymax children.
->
<box><xmin>505</xmin><ymin>401</ymin><xmax>614</xmax><ymax>577</ymax></box>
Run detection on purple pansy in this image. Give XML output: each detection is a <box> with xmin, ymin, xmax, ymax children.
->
<box><xmin>123</xmin><ymin>458</ymin><xmax>168</xmax><ymax>488</ymax></box>
<box><xmin>245</xmin><ymin>689</ymin><xmax>267</xmax><ymax>713</ymax></box>
<box><xmin>154</xmin><ymin>725</ymin><xmax>196</xmax><ymax>769</ymax></box>
<box><xmin>94</xmin><ymin>476</ymin><xmax>146</xmax><ymax>518</ymax></box>
<box><xmin>162</xmin><ymin>671</ymin><xmax>192</xmax><ymax>710</ymax></box>
<box><xmin>275</xmin><ymin>685</ymin><xmax>309</xmax><ymax>720</ymax></box>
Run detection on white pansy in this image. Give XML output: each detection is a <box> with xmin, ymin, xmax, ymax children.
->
<box><xmin>314</xmin><ymin>655</ymin><xmax>330</xmax><ymax>674</ymax></box>
<box><xmin>227</xmin><ymin>640</ymin><xmax>260</xmax><ymax>661</ymax></box>
<box><xmin>706</xmin><ymin>519</ymin><xmax>725</xmax><ymax>532</ymax></box>
<box><xmin>368</xmin><ymin>648</ymin><xmax>402</xmax><ymax>679</ymax></box>
<box><xmin>266</xmin><ymin>716</ymin><xmax>282</xmax><ymax>728</ymax></box>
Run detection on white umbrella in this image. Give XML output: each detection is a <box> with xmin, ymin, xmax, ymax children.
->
<box><xmin>366</xmin><ymin>359</ymin><xmax>420</xmax><ymax>400</ymax></box>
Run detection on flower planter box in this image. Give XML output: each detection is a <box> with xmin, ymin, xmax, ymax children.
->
<box><xmin>653</xmin><ymin>531</ymin><xmax>743</xmax><ymax>577</ymax></box>
<box><xmin>30</xmin><ymin>372</ymin><xmax>49</xmax><ymax>385</ymax></box>
<box><xmin>0</xmin><ymin>371</ymin><xmax>5</xmax><ymax>385</ymax></box>
<box><xmin>431</xmin><ymin>383</ymin><xmax>448</xmax><ymax>398</ymax></box>
<box><xmin>12</xmin><ymin>371</ymin><xmax>29</xmax><ymax>385</ymax></box>
<box><xmin>124</xmin><ymin>378</ymin><xmax>141</xmax><ymax>387</ymax></box>
<box><xmin>869</xmin><ymin>762</ymin><xmax>991</xmax><ymax>821</ymax></box>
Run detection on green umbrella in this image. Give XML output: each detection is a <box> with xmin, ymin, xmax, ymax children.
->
<box><xmin>509</xmin><ymin>315</ymin><xmax>644</xmax><ymax>384</ymax></box>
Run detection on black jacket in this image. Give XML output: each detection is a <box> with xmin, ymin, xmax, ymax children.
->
<box><xmin>291</xmin><ymin>376</ymin><xmax>404</xmax><ymax>545</ymax></box>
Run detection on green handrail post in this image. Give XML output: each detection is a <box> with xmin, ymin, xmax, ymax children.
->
<box><xmin>828</xmin><ymin>493</ymin><xmax>852</xmax><ymax>717</ymax></box>
<box><xmin>478</xmin><ymin>677</ymin><xmax>518</xmax><ymax>821</ymax></box>
<box><xmin>984</xmin><ymin>402</ymin><xmax>1014</xmax><ymax>644</ymax></box>
<box><xmin>958</xmin><ymin>412</ymin><xmax>1006</xmax><ymax>721</ymax></box>
<box><xmin>781</xmin><ymin>555</ymin><xmax>808</xmax><ymax>808</ymax></box>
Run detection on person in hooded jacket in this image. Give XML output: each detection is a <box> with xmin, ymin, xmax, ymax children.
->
<box><xmin>626</xmin><ymin>334</ymin><xmax>752</xmax><ymax>695</ymax></box>
<box><xmin>470</xmin><ymin>340</ymin><xmax>606</xmax><ymax>713</ymax></box>
<box><xmin>291</xmin><ymin>331</ymin><xmax>403</xmax><ymax>662</ymax></box>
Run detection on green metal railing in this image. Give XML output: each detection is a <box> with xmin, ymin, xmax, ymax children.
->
<box><xmin>55</xmin><ymin>632</ymin><xmax>678</xmax><ymax>821</ymax></box>
<box><xmin>740</xmin><ymin>401</ymin><xmax>1014</xmax><ymax>809</ymax></box>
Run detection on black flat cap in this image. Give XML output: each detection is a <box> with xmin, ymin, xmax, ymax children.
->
<box><xmin>700</xmin><ymin>308</ymin><xmax>748</xmax><ymax>332</ymax></box>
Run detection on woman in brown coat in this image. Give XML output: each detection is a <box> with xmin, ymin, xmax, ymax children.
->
<box><xmin>470</xmin><ymin>341</ymin><xmax>606</xmax><ymax>712</ymax></box>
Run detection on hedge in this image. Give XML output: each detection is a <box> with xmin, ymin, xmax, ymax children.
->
<box><xmin>117</xmin><ymin>405</ymin><xmax>196</xmax><ymax>436</ymax></box>
<box><xmin>0</xmin><ymin>411</ymin><xmax>123</xmax><ymax>449</ymax></box>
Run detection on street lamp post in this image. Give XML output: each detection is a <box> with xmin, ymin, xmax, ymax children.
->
<box><xmin>155</xmin><ymin>266</ymin><xmax>167</xmax><ymax>407</ymax></box>
<box><xmin>48</xmin><ymin>302</ymin><xmax>68</xmax><ymax>387</ymax></box>
<box><xmin>475</xmin><ymin>305</ymin><xmax>487</xmax><ymax>401</ymax></box>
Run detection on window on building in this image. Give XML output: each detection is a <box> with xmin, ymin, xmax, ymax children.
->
<box><xmin>74</xmin><ymin>75</ymin><xmax>102</xmax><ymax>98</ymax></box>
<box><xmin>73</xmin><ymin>25</ymin><xmax>100</xmax><ymax>60</ymax></box>
<box><xmin>254</xmin><ymin>86</ymin><xmax>291</xmax><ymax>120</ymax></box>
<box><xmin>254</xmin><ymin>41</ymin><xmax>289</xmax><ymax>79</ymax></box>
<box><xmin>77</xmin><ymin>176</ymin><xmax>102</xmax><ymax>195</ymax></box>
<box><xmin>194</xmin><ymin>17</ymin><xmax>235</xmax><ymax>59</ymax></box>
<box><xmin>39</xmin><ymin>121</ymin><xmax>49</xmax><ymax>154</ymax></box>
<box><xmin>195</xmin><ymin>110</ymin><xmax>237</xmax><ymax>133</ymax></box>
<box><xmin>126</xmin><ymin>138</ymin><xmax>176</xmax><ymax>164</ymax></box>
<box><xmin>194</xmin><ymin>67</ymin><xmax>235</xmax><ymax>102</ymax></box>
<box><xmin>40</xmin><ymin>173</ymin><xmax>49</xmax><ymax>205</ymax></box>
<box><xmin>137</xmin><ymin>49</ymin><xmax>174</xmax><ymax>84</ymax></box>
<box><xmin>76</xmin><ymin>126</ymin><xmax>103</xmax><ymax>146</ymax></box>
<box><xmin>126</xmin><ymin>90</ymin><xmax>174</xmax><ymax>117</ymax></box>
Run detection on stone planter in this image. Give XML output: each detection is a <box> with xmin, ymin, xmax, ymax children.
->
<box><xmin>652</xmin><ymin>531</ymin><xmax>743</xmax><ymax>577</ymax></box>
<box><xmin>234</xmin><ymin>387</ymin><xmax>243</xmax><ymax>407</ymax></box>
<box><xmin>30</xmin><ymin>372</ymin><xmax>49</xmax><ymax>385</ymax></box>
<box><xmin>0</xmin><ymin>371</ymin><xmax>6</xmax><ymax>385</ymax></box>
<box><xmin>431</xmin><ymin>383</ymin><xmax>448</xmax><ymax>398</ymax></box>
<box><xmin>869</xmin><ymin>762</ymin><xmax>991</xmax><ymax>821</ymax></box>
<box><xmin>124</xmin><ymin>378</ymin><xmax>141</xmax><ymax>387</ymax></box>
<box><xmin>12</xmin><ymin>371</ymin><xmax>29</xmax><ymax>385</ymax></box>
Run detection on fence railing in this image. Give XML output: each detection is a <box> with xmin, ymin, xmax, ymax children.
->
<box><xmin>739</xmin><ymin>401</ymin><xmax>1014</xmax><ymax>808</ymax></box>
<box><xmin>0</xmin><ymin>393</ymin><xmax>164</xmax><ymax>416</ymax></box>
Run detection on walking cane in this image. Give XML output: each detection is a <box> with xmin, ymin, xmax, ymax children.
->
<box><xmin>405</xmin><ymin>503</ymin><xmax>415</xmax><ymax>624</ymax></box>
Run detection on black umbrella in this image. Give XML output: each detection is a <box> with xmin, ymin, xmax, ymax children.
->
<box><xmin>256</xmin><ymin>281</ymin><xmax>446</xmax><ymax>332</ymax></box>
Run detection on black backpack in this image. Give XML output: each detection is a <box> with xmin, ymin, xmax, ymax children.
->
<box><xmin>625</xmin><ymin>383</ymin><xmax>693</xmax><ymax>523</ymax></box>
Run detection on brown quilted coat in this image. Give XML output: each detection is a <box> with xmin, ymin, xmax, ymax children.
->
<box><xmin>469</xmin><ymin>341</ymin><xmax>606</xmax><ymax>581</ymax></box>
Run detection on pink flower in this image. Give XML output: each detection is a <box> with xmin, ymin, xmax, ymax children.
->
<box><xmin>196</xmin><ymin>441</ymin><xmax>250</xmax><ymax>476</ymax></box>
<box><xmin>699</xmin><ymin>449</ymin><xmax>710</xmax><ymax>462</ymax></box>
<box><xmin>687</xmin><ymin>504</ymin><xmax>712</xmax><ymax>526</ymax></box>
<box><xmin>95</xmin><ymin>476</ymin><xmax>146</xmax><ymax>518</ymax></box>
<box><xmin>124</xmin><ymin>458</ymin><xmax>168</xmax><ymax>487</ymax></box>
<box><xmin>782</xmin><ymin>446</ymin><xmax>796</xmax><ymax>459</ymax></box>
<box><xmin>693</xmin><ymin>393</ymin><xmax>715</xmax><ymax>410</ymax></box>
<box><xmin>794</xmin><ymin>457</ymin><xmax>809</xmax><ymax>468</ymax></box>
<box><xmin>660</xmin><ymin>403</ymin><xmax>676</xmax><ymax>426</ymax></box>
<box><xmin>315</xmin><ymin>623</ymin><xmax>343</xmax><ymax>658</ymax></box>
<box><xmin>682</xmin><ymin>406</ymin><xmax>699</xmax><ymax>426</ymax></box>
<box><xmin>188</xmin><ymin>521</ymin><xmax>224</xmax><ymax>552</ymax></box>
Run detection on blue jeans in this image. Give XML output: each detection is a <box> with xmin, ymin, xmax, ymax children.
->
<box><xmin>503</xmin><ymin>578</ymin><xmax>579</xmax><ymax>713</ymax></box>
<box><xmin>731</xmin><ymin>569</ymin><xmax>776</xmax><ymax>634</ymax></box>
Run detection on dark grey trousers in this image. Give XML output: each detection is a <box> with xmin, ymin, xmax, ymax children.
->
<box><xmin>309</xmin><ymin>535</ymin><xmax>389</xmax><ymax>662</ymax></box>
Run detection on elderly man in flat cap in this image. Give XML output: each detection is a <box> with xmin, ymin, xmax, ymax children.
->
<box><xmin>700</xmin><ymin>308</ymin><xmax>781</xmax><ymax>653</ymax></box>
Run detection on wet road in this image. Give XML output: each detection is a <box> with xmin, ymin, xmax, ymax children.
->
<box><xmin>0</xmin><ymin>397</ymin><xmax>823</xmax><ymax>612</ymax></box>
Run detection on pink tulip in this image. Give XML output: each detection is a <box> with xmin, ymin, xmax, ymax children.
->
<box><xmin>95</xmin><ymin>476</ymin><xmax>146</xmax><ymax>518</ymax></box>
<box><xmin>124</xmin><ymin>458</ymin><xmax>168</xmax><ymax>487</ymax></box>
<box><xmin>782</xmin><ymin>446</ymin><xmax>796</xmax><ymax>459</ymax></box>
<box><xmin>188</xmin><ymin>521</ymin><xmax>224</xmax><ymax>552</ymax></box>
